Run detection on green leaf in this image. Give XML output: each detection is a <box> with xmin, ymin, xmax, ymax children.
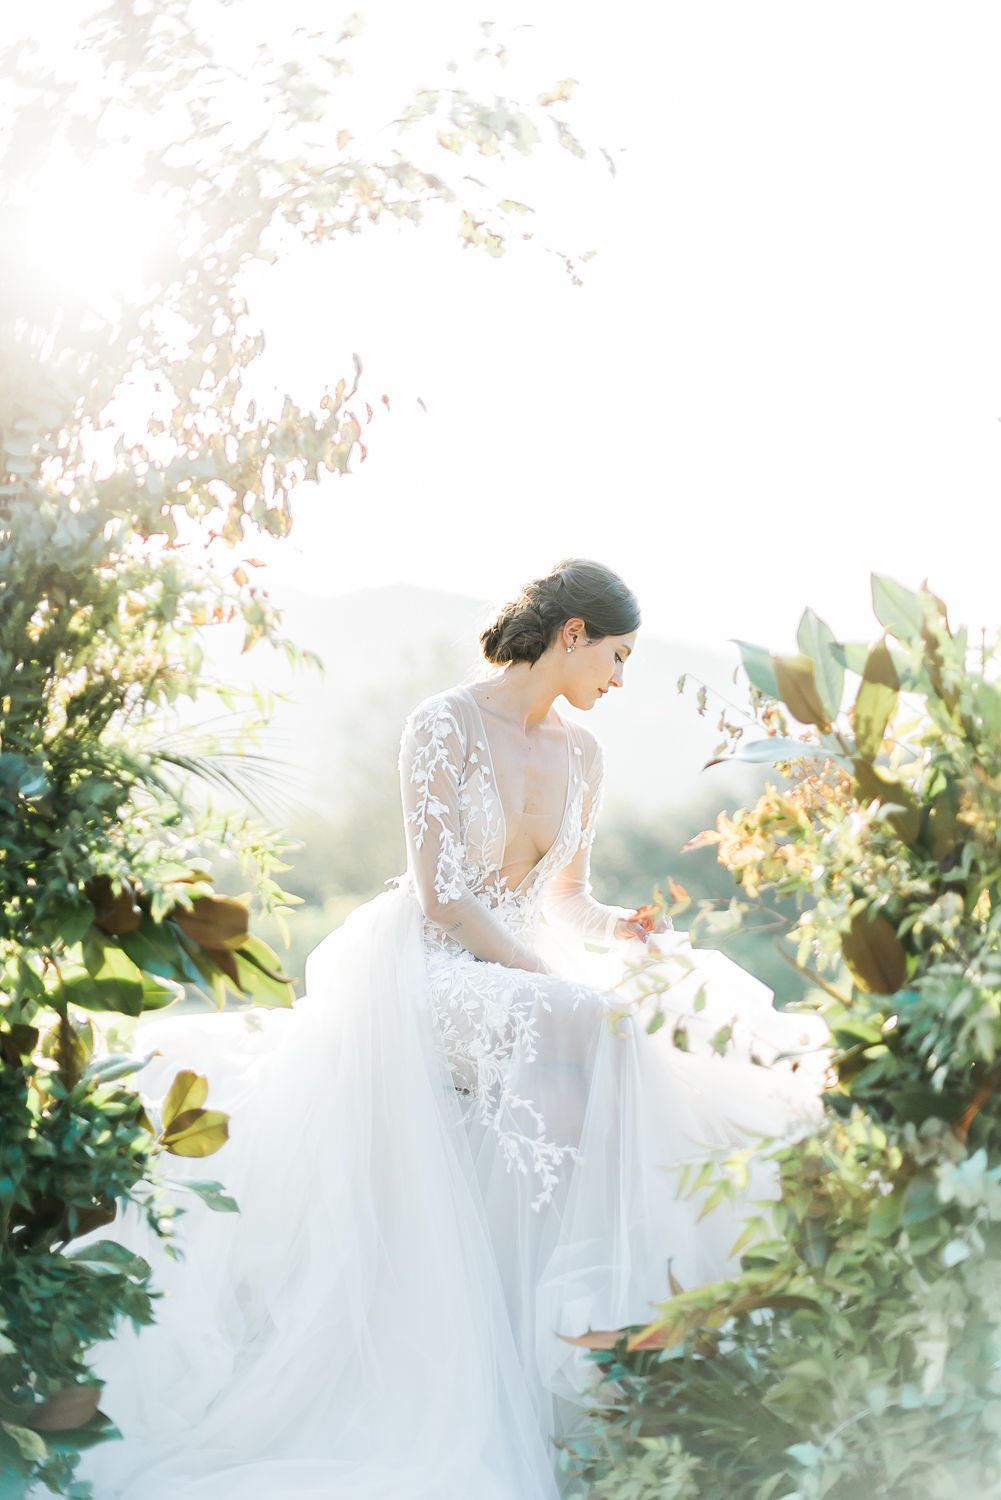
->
<box><xmin>118</xmin><ymin>915</ymin><xmax>192</xmax><ymax>984</ymax></box>
<box><xmin>66</xmin><ymin>1240</ymin><xmax>151</xmax><ymax>1280</ymax></box>
<box><xmin>0</xmin><ymin>1423</ymin><xmax>46</xmax><ymax>1465</ymax></box>
<box><xmin>902</xmin><ymin>1173</ymin><xmax>941</xmax><ymax>1226</ymax></box>
<box><xmin>82</xmin><ymin>1053</ymin><xmax>154</xmax><ymax>1087</ymax></box>
<box><xmin>796</xmin><ymin>608</ymin><xmax>844</xmax><ymax>721</ymax></box>
<box><xmin>231</xmin><ymin>940</ymin><xmax>294</xmax><ymax>1008</ymax></box>
<box><xmin>61</xmin><ymin>944</ymin><xmax>145</xmax><ymax>1016</ymax></box>
<box><xmin>40</xmin><ymin>895</ymin><xmax>95</xmax><ymax>948</ymax></box>
<box><xmin>868</xmin><ymin>1186</ymin><xmax>904</xmax><ymax>1238</ymax></box>
<box><xmin>174</xmin><ymin>1178</ymin><xmax>239</xmax><ymax>1213</ymax></box>
<box><xmin>831</xmin><ymin>640</ymin><xmax>874</xmax><ymax>674</ymax></box>
<box><xmin>709</xmin><ymin>737</ymin><xmax>830</xmax><ymax>767</ymax></box>
<box><xmin>0</xmin><ymin>1454</ymin><xmax>30</xmax><ymax>1500</ymax></box>
<box><xmin>732</xmin><ymin>640</ymin><xmax>779</xmax><ymax>697</ymax></box>
<box><xmin>139</xmin><ymin>975</ymin><xmax>182</xmax><ymax>1011</ymax></box>
<box><xmin>871</xmin><ymin>574</ymin><xmax>924</xmax><ymax>639</ymax></box>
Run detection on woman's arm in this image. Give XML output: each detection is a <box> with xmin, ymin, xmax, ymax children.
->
<box><xmin>399</xmin><ymin>697</ymin><xmax>547</xmax><ymax>972</ymax></box>
<box><xmin>543</xmin><ymin>734</ymin><xmax>669</xmax><ymax>946</ymax></box>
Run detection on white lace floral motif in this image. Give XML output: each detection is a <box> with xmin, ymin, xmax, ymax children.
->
<box><xmin>399</xmin><ymin>690</ymin><xmax>607</xmax><ymax>1206</ymax></box>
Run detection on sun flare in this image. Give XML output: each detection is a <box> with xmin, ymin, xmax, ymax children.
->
<box><xmin>6</xmin><ymin>149</ymin><xmax>169</xmax><ymax>315</ymax></box>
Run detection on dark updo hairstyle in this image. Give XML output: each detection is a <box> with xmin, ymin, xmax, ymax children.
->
<box><xmin>479</xmin><ymin>559</ymin><xmax>641</xmax><ymax>667</ymax></box>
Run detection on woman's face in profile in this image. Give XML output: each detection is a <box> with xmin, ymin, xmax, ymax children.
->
<box><xmin>564</xmin><ymin>630</ymin><xmax>637</xmax><ymax>711</ymax></box>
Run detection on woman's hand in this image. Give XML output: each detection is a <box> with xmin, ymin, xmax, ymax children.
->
<box><xmin>613</xmin><ymin>907</ymin><xmax>671</xmax><ymax>944</ymax></box>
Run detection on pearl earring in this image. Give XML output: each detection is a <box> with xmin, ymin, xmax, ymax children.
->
<box><xmin>566</xmin><ymin>643</ymin><xmax>575</xmax><ymax>654</ymax></box>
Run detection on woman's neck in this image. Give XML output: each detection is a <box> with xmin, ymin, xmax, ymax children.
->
<box><xmin>476</xmin><ymin>658</ymin><xmax>562</xmax><ymax>732</ymax></box>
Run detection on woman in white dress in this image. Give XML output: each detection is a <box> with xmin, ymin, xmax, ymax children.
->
<box><xmin>81</xmin><ymin>560</ymin><xmax>822</xmax><ymax>1500</ymax></box>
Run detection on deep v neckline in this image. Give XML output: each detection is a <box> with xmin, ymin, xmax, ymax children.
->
<box><xmin>460</xmin><ymin>686</ymin><xmax>574</xmax><ymax>896</ymax></box>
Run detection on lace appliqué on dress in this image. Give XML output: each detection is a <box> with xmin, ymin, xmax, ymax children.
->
<box><xmin>400</xmin><ymin>694</ymin><xmax>597</xmax><ymax>1207</ymax></box>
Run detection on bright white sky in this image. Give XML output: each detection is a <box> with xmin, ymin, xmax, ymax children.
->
<box><xmin>11</xmin><ymin>1</ymin><xmax>1001</xmax><ymax>657</ymax></box>
<box><xmin>246</xmin><ymin>0</ymin><xmax>1001</xmax><ymax>656</ymax></box>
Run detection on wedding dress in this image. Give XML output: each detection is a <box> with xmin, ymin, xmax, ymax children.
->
<box><xmin>79</xmin><ymin>687</ymin><xmax>825</xmax><ymax>1500</ymax></box>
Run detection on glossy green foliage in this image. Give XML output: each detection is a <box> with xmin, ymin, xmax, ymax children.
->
<box><xmin>569</xmin><ymin>578</ymin><xmax>1001</xmax><ymax>1500</ymax></box>
<box><xmin>2</xmin><ymin>5</ymin><xmax>592</xmax><ymax>1491</ymax></box>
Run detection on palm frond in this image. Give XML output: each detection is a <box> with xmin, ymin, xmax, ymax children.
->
<box><xmin>148</xmin><ymin>739</ymin><xmax>311</xmax><ymax>823</ymax></box>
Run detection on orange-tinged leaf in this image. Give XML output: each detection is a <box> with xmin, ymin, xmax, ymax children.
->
<box><xmin>27</xmin><ymin>1385</ymin><xmax>101</xmax><ymax>1431</ymax></box>
<box><xmin>773</xmin><ymin>655</ymin><xmax>830</xmax><ymax>730</ymax></box>
<box><xmin>200</xmin><ymin>945</ymin><xmax>241</xmax><ymax>986</ymax></box>
<box><xmin>854</xmin><ymin>644</ymin><xmax>899</xmax><ymax>759</ymax></box>
<box><xmin>170</xmin><ymin>895</ymin><xmax>249</xmax><ymax>951</ymax></box>
<box><xmin>85</xmin><ymin>875</ymin><xmax>141</xmax><ymax>934</ymax></box>
<box><xmin>681</xmin><ymin>828</ymin><xmax>720</xmax><ymax>853</ymax></box>
<box><xmin>337</xmin><ymin>129</ymin><xmax>353</xmax><ymax>150</ymax></box>
<box><xmin>558</xmin><ymin>1329</ymin><xmax>624</xmax><ymax>1351</ymax></box>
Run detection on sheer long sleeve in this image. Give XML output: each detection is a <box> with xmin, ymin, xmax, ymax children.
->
<box><xmin>542</xmin><ymin>737</ymin><xmax>632</xmax><ymax>945</ymax></box>
<box><xmin>399</xmin><ymin>698</ymin><xmax>546</xmax><ymax>972</ymax></box>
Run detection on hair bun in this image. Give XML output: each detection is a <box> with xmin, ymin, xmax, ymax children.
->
<box><xmin>479</xmin><ymin>601</ymin><xmax>548</xmax><ymax>666</ymax></box>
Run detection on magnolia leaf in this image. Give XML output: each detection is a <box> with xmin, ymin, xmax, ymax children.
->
<box><xmin>926</xmin><ymin>779</ymin><xmax>960</xmax><ymax>861</ymax></box>
<box><xmin>852</xmin><ymin>760</ymin><xmax>921</xmax><ymax>843</ymax></box>
<box><xmin>169</xmin><ymin>895</ymin><xmax>249</xmax><ymax>951</ymax></box>
<box><xmin>1</xmin><ymin>1422</ymin><xmax>46</xmax><ymax>1464</ymax></box>
<box><xmin>231</xmin><ymin>938</ymin><xmax>295</xmax><ymax>1007</ymax></box>
<box><xmin>862</xmin><ymin>641</ymin><xmax>900</xmax><ymax>689</ymax></box>
<box><xmin>796</xmin><ymin>609</ymin><xmax>844</xmax><ymax>720</ymax></box>
<box><xmin>708</xmin><ymin>736</ymin><xmax>827</xmax><ymax>768</ymax></box>
<box><xmin>139</xmin><ymin>975</ymin><xmax>183</xmax><ymax>1011</ymax></box>
<box><xmin>832</xmin><ymin>640</ymin><xmax>874</xmax><ymax>674</ymax></box>
<box><xmin>66</xmin><ymin>1240</ymin><xmax>150</xmax><ymax>1279</ymax></box>
<box><xmin>161</xmin><ymin>1069</ymin><xmax>209</xmax><ymax>1129</ymax></box>
<box><xmin>199</xmin><ymin>945</ymin><xmax>241</xmax><ymax>987</ymax></box>
<box><xmin>85</xmin><ymin>876</ymin><xmax>141</xmax><ymax>934</ymax></box>
<box><xmin>26</xmin><ymin>1384</ymin><xmax>101</xmax><ymax>1432</ymax></box>
<box><xmin>161</xmin><ymin>1108</ymin><xmax>230</xmax><ymax>1158</ymax></box>
<box><xmin>872</xmin><ymin>574</ymin><xmax>924</xmax><ymax>639</ymax></box>
<box><xmin>118</xmin><ymin>916</ymin><xmax>191</xmax><ymax>983</ymax></box>
<box><xmin>774</xmin><ymin>655</ymin><xmax>830</xmax><ymax>730</ymax></box>
<box><xmin>82</xmin><ymin>1052</ymin><xmax>155</xmax><ymax>1087</ymax></box>
<box><xmin>732</xmin><ymin>640</ymin><xmax>779</xmax><ymax>697</ymax></box>
<box><xmin>841</xmin><ymin>910</ymin><xmax>907</xmax><ymax>995</ymax></box>
<box><xmin>60</xmin><ymin>947</ymin><xmax>145</xmax><ymax>1016</ymax></box>
<box><xmin>853</xmin><ymin>644</ymin><xmax>899</xmax><ymax>759</ymax></box>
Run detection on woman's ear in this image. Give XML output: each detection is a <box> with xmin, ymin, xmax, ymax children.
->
<box><xmin>561</xmin><ymin>617</ymin><xmax>587</xmax><ymax>652</ymax></box>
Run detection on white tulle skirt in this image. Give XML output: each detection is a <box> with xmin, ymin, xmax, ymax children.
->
<box><xmin>79</xmin><ymin>884</ymin><xmax>825</xmax><ymax>1500</ymax></box>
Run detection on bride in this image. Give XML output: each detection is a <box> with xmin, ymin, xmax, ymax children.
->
<box><xmin>81</xmin><ymin>559</ymin><xmax>823</xmax><ymax>1500</ymax></box>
